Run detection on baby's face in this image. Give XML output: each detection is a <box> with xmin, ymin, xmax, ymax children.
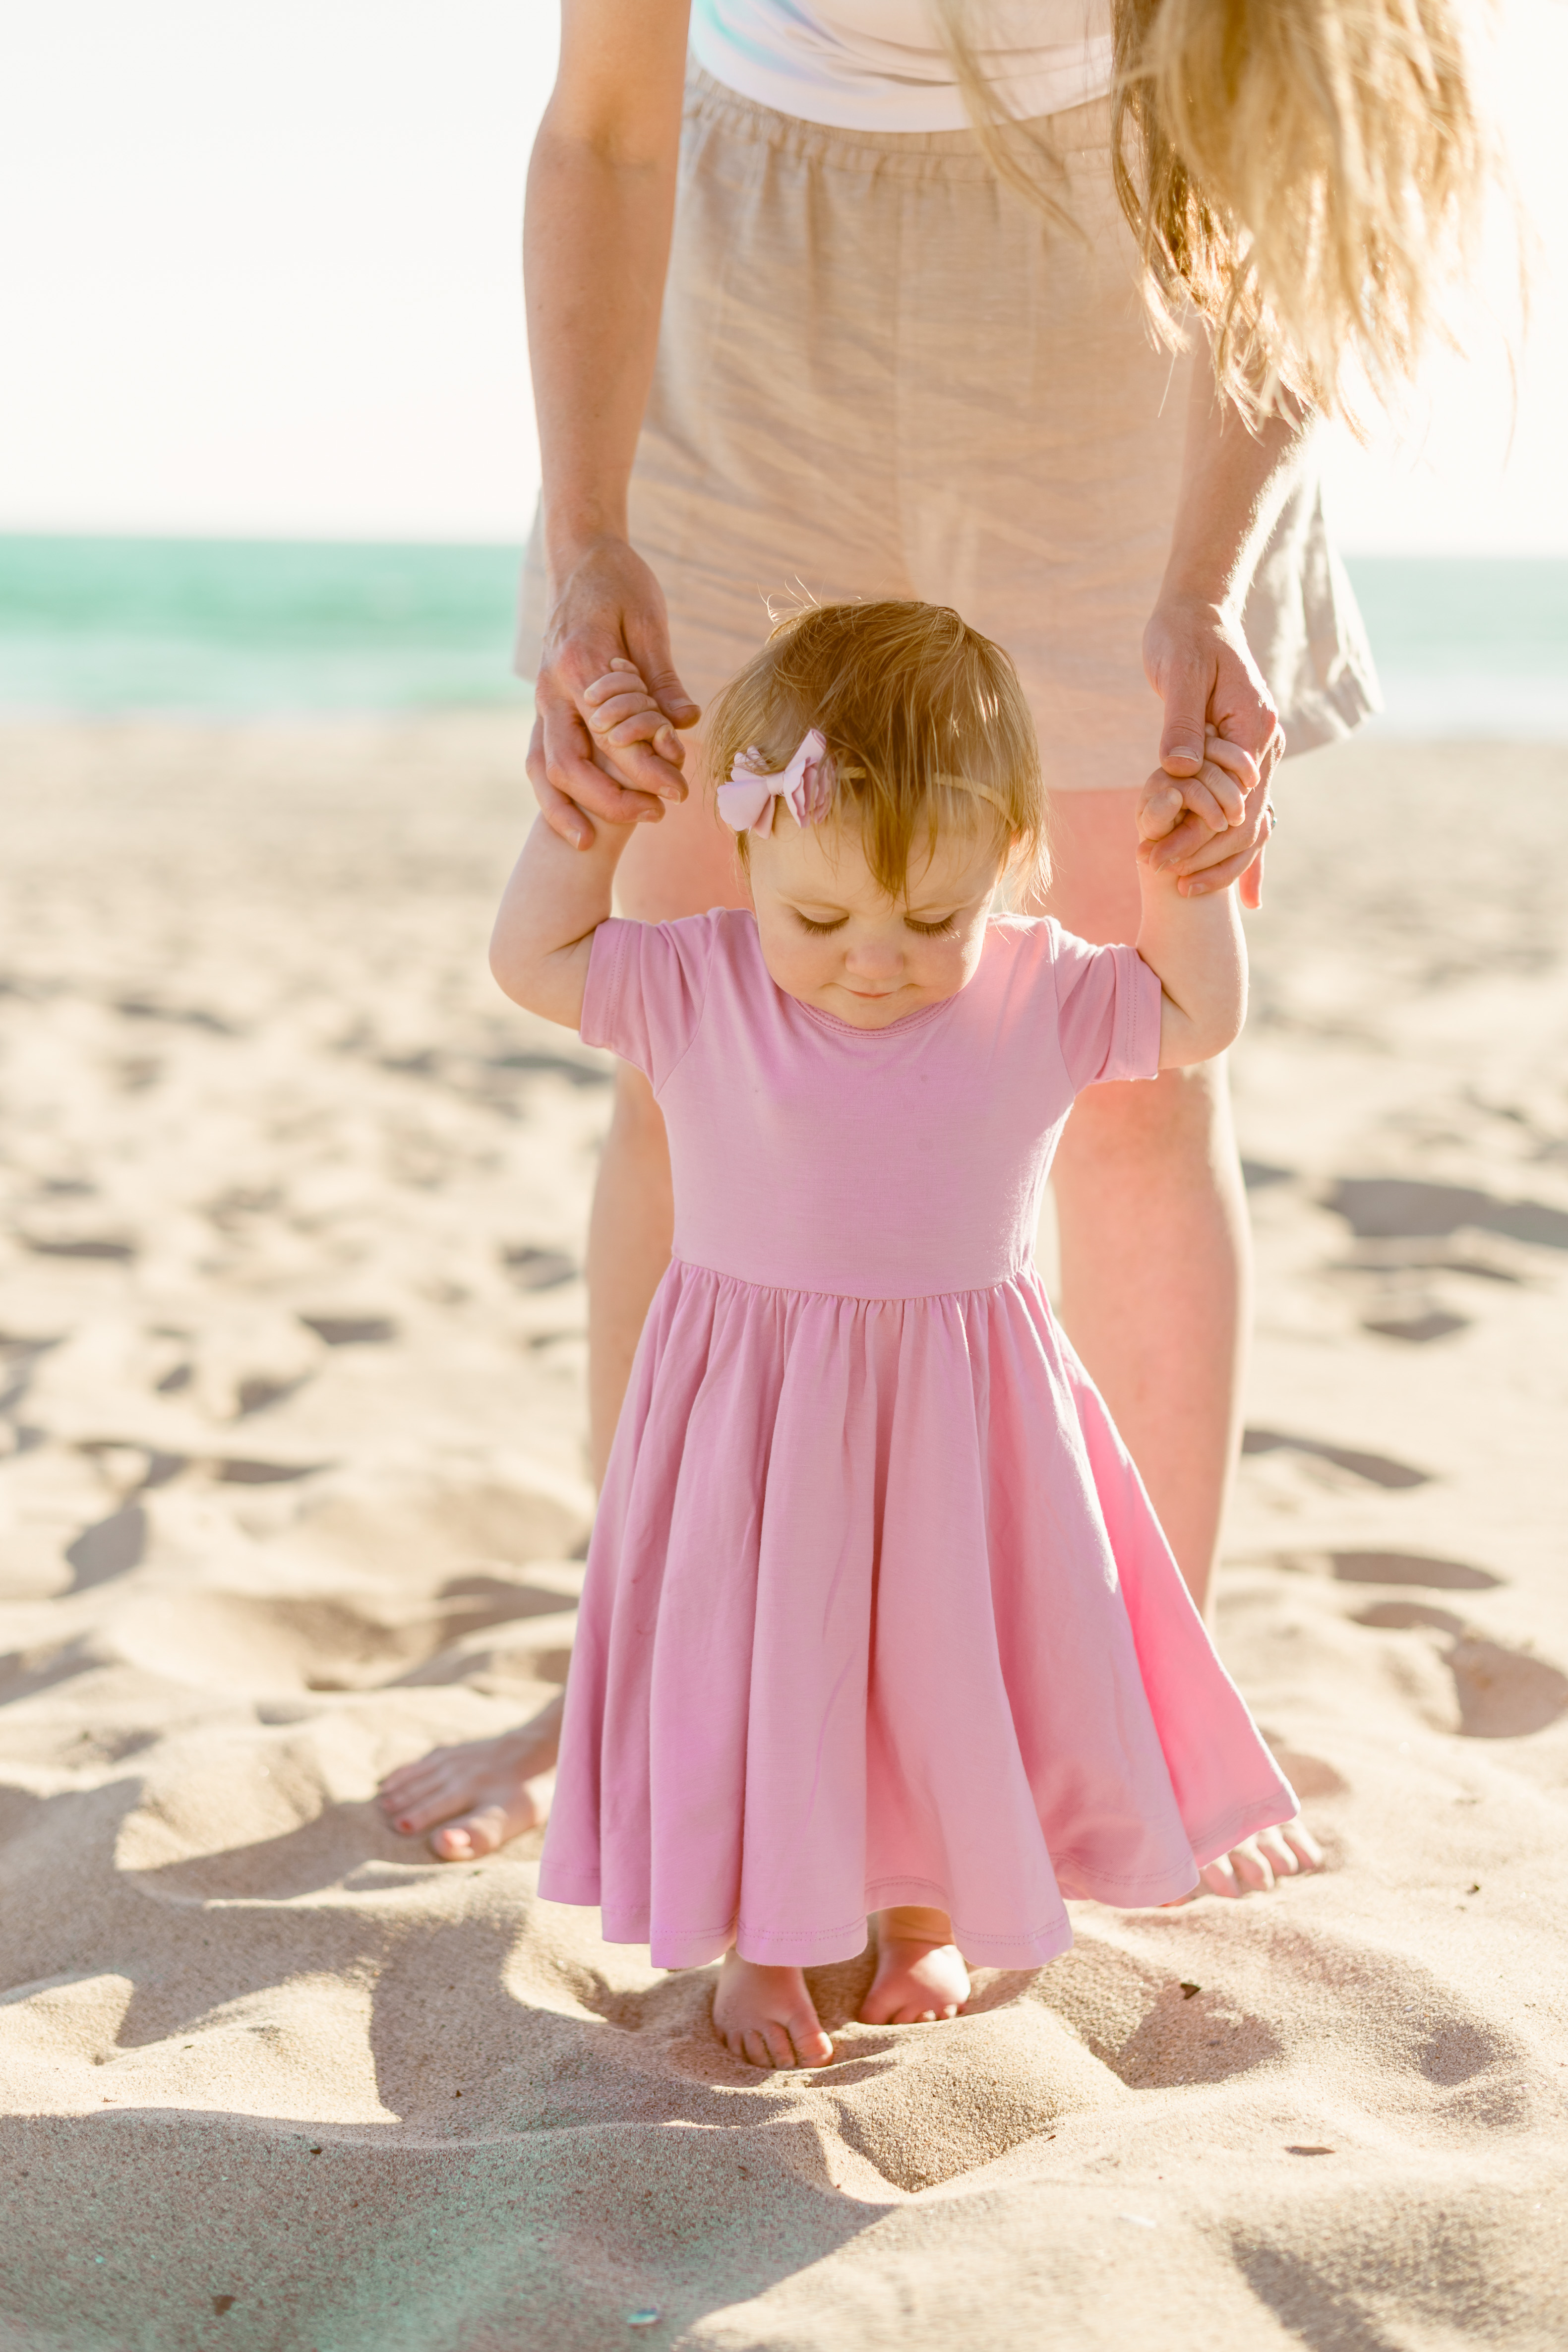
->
<box><xmin>746</xmin><ymin>814</ymin><xmax>1004</xmax><ymax>1029</ymax></box>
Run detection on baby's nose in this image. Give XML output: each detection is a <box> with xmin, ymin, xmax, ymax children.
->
<box><xmin>845</xmin><ymin>937</ymin><xmax>902</xmax><ymax>980</ymax></box>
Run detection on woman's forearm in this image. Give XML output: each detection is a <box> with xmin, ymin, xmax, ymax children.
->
<box><xmin>1159</xmin><ymin>369</ymin><xmax>1314</xmax><ymax>615</ymax></box>
<box><xmin>524</xmin><ymin>2</ymin><xmax>690</xmax><ymax>577</ymax></box>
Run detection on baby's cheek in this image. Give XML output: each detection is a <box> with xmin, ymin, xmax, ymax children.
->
<box><xmin>914</xmin><ymin>935</ymin><xmax>980</xmax><ymax>1001</ymax></box>
<box><xmin>757</xmin><ymin>928</ymin><xmax>830</xmax><ymax>1000</ymax></box>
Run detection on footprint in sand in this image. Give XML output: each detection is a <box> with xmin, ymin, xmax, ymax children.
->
<box><xmin>964</xmin><ymin>1939</ymin><xmax>1291</xmax><ymax>2110</ymax></box>
<box><xmin>299</xmin><ymin>1314</ymin><xmax>399</xmax><ymax>1347</ymax></box>
<box><xmin>106</xmin><ymin>1578</ymin><xmax>580</xmax><ymax>1702</ymax></box>
<box><xmin>500</xmin><ymin>1245</ymin><xmax>579</xmax><ymax>1292</ymax></box>
<box><xmin>1318</xmin><ymin>1174</ymin><xmax>1568</xmax><ymax>1344</ymax></box>
<box><xmin>1324</xmin><ymin>1175</ymin><xmax>1568</xmax><ymax>1252</ymax></box>
<box><xmin>1328</xmin><ymin>1550</ymin><xmax>1503</xmax><ymax>1591</ymax></box>
<box><xmin>1241</xmin><ymin>1429</ymin><xmax>1432</xmax><ymax>1490</ymax></box>
<box><xmin>1348</xmin><ymin>1601</ymin><xmax>1568</xmax><ymax>1739</ymax></box>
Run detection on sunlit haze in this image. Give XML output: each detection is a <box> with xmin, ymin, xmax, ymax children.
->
<box><xmin>4</xmin><ymin>0</ymin><xmax>1564</xmax><ymax>553</ymax></box>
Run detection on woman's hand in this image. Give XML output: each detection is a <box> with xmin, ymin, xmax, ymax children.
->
<box><xmin>1137</xmin><ymin>730</ymin><xmax>1254</xmax><ymax>844</ymax></box>
<box><xmin>1143</xmin><ymin>594</ymin><xmax>1285</xmax><ymax>910</ymax></box>
<box><xmin>528</xmin><ymin>535</ymin><xmax>701</xmax><ymax>850</ymax></box>
<box><xmin>1137</xmin><ymin>729</ymin><xmax>1277</xmax><ymax>904</ymax></box>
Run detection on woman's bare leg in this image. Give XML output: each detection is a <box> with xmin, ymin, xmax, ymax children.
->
<box><xmin>1042</xmin><ymin>791</ymin><xmax>1252</xmax><ymax>1613</ymax></box>
<box><xmin>1040</xmin><ymin>790</ymin><xmax>1321</xmax><ymax>1893</ymax></box>
<box><xmin>587</xmin><ymin>1065</ymin><xmax>673</xmax><ymax>1486</ymax></box>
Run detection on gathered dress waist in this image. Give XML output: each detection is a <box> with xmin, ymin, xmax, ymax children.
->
<box><xmin>668</xmin><ymin>1252</ymin><xmax>1049</xmax><ymax>1309</ymax></box>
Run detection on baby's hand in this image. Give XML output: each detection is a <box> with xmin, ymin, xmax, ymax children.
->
<box><xmin>581</xmin><ymin>658</ymin><xmax>686</xmax><ymax>770</ymax></box>
<box><xmin>1137</xmin><ymin>729</ymin><xmax>1256</xmax><ymax>850</ymax></box>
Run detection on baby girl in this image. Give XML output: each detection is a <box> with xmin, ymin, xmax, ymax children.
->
<box><xmin>486</xmin><ymin>599</ymin><xmax>1294</xmax><ymax>2068</ymax></box>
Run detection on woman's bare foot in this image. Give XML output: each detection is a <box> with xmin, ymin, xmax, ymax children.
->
<box><xmin>857</xmin><ymin>1906</ymin><xmax>970</xmax><ymax>2026</ymax></box>
<box><xmin>377</xmin><ymin>1699</ymin><xmax>562</xmax><ymax>1861</ymax></box>
<box><xmin>712</xmin><ymin>1952</ymin><xmax>835</xmax><ymax>2069</ymax></box>
<box><xmin>1199</xmin><ymin>1815</ymin><xmax>1324</xmax><ymax>1898</ymax></box>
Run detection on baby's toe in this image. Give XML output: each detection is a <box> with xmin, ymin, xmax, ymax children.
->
<box><xmin>790</xmin><ymin>2023</ymin><xmax>834</xmax><ymax>2067</ymax></box>
<box><xmin>1227</xmin><ymin>1839</ymin><xmax>1277</xmax><ymax>1893</ymax></box>
<box><xmin>1280</xmin><ymin>1816</ymin><xmax>1325</xmax><ymax>1871</ymax></box>
<box><xmin>1254</xmin><ymin>1826</ymin><xmax>1302</xmax><ymax>1878</ymax></box>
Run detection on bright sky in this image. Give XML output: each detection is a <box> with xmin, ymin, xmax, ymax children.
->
<box><xmin>4</xmin><ymin>0</ymin><xmax>1564</xmax><ymax>555</ymax></box>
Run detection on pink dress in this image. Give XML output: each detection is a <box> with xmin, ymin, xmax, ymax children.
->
<box><xmin>539</xmin><ymin>910</ymin><xmax>1295</xmax><ymax>1971</ymax></box>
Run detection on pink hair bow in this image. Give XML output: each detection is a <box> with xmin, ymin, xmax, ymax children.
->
<box><xmin>717</xmin><ymin>728</ymin><xmax>833</xmax><ymax>836</ymax></box>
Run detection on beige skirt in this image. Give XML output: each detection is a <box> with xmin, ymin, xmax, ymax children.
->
<box><xmin>518</xmin><ymin>65</ymin><xmax>1378</xmax><ymax>789</ymax></box>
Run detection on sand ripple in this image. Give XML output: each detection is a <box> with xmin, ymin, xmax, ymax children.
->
<box><xmin>1</xmin><ymin>723</ymin><xmax>1566</xmax><ymax>2348</ymax></box>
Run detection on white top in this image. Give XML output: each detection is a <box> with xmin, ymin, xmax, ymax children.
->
<box><xmin>689</xmin><ymin>0</ymin><xmax>1114</xmax><ymax>131</ymax></box>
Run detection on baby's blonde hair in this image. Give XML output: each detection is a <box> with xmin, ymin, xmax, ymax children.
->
<box><xmin>705</xmin><ymin>601</ymin><xmax>1048</xmax><ymax>902</ymax></box>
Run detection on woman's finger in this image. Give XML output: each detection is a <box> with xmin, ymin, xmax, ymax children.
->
<box><xmin>1166</xmin><ymin>775</ymin><xmax>1270</xmax><ymax>871</ymax></box>
<box><xmin>1156</xmin><ymin>653</ymin><xmax>1213</xmax><ymax>776</ymax></box>
<box><xmin>528</xmin><ymin>762</ymin><xmax>595</xmax><ymax>851</ymax></box>
<box><xmin>625</xmin><ymin>636</ymin><xmax>701</xmax><ymax>729</ymax></box>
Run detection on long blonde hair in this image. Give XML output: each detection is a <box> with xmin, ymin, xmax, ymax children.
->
<box><xmin>933</xmin><ymin>0</ymin><xmax>1501</xmax><ymax>422</ymax></box>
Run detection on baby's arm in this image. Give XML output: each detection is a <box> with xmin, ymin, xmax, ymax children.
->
<box><xmin>1135</xmin><ymin>798</ymin><xmax>1247</xmax><ymax>1069</ymax></box>
<box><xmin>489</xmin><ymin>794</ymin><xmax>631</xmax><ymax>1030</ymax></box>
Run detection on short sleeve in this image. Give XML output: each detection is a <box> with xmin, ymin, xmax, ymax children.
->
<box><xmin>1051</xmin><ymin>923</ymin><xmax>1163</xmax><ymax>1091</ymax></box>
<box><xmin>580</xmin><ymin>913</ymin><xmax>720</xmax><ymax>1089</ymax></box>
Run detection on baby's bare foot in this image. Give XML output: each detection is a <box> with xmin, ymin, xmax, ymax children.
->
<box><xmin>713</xmin><ymin>1952</ymin><xmax>834</xmax><ymax>2069</ymax></box>
<box><xmin>857</xmin><ymin>1906</ymin><xmax>970</xmax><ymax>2026</ymax></box>
<box><xmin>377</xmin><ymin>1705</ymin><xmax>561</xmax><ymax>1862</ymax></box>
<box><xmin>1199</xmin><ymin>1814</ymin><xmax>1324</xmax><ymax>1898</ymax></box>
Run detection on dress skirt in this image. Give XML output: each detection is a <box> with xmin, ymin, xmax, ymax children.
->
<box><xmin>538</xmin><ymin>1257</ymin><xmax>1298</xmax><ymax>1972</ymax></box>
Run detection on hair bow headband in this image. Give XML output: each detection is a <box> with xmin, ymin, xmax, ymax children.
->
<box><xmin>717</xmin><ymin>729</ymin><xmax>834</xmax><ymax>836</ymax></box>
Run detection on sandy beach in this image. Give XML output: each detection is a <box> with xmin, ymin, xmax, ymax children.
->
<box><xmin>1</xmin><ymin>714</ymin><xmax>1566</xmax><ymax>2350</ymax></box>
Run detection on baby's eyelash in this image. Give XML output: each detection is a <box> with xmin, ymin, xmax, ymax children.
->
<box><xmin>795</xmin><ymin>913</ymin><xmax>848</xmax><ymax>936</ymax></box>
<box><xmin>905</xmin><ymin>915</ymin><xmax>957</xmax><ymax>937</ymax></box>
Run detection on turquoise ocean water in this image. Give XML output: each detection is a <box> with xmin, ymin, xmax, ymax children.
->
<box><xmin>0</xmin><ymin>535</ymin><xmax>1564</xmax><ymax>738</ymax></box>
